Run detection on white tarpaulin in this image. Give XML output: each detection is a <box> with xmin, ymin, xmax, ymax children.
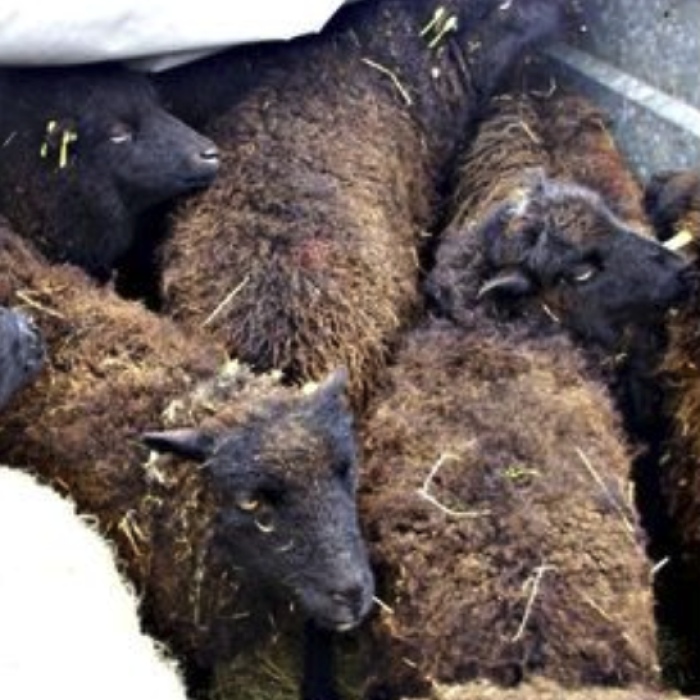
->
<box><xmin>0</xmin><ymin>0</ymin><xmax>356</xmax><ymax>70</ymax></box>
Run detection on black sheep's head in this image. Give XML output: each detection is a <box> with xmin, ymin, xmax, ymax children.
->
<box><xmin>28</xmin><ymin>65</ymin><xmax>220</xmax><ymax>207</ymax></box>
<box><xmin>0</xmin><ymin>307</ymin><xmax>44</xmax><ymax>411</ymax></box>
<box><xmin>143</xmin><ymin>369</ymin><xmax>375</xmax><ymax>633</ymax></box>
<box><xmin>0</xmin><ymin>65</ymin><xmax>220</xmax><ymax>278</ymax></box>
<box><xmin>476</xmin><ymin>176</ymin><xmax>694</xmax><ymax>348</ymax></box>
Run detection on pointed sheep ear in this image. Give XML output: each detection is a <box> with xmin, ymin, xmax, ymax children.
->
<box><xmin>142</xmin><ymin>428</ymin><xmax>215</xmax><ymax>462</ymax></box>
<box><xmin>304</xmin><ymin>368</ymin><xmax>350</xmax><ymax>411</ymax></box>
<box><xmin>478</xmin><ymin>270</ymin><xmax>533</xmax><ymax>300</ymax></box>
<box><xmin>315</xmin><ymin>367</ymin><xmax>349</xmax><ymax>401</ymax></box>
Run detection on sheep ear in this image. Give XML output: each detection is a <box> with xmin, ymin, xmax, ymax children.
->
<box><xmin>142</xmin><ymin>429</ymin><xmax>215</xmax><ymax>462</ymax></box>
<box><xmin>480</xmin><ymin>203</ymin><xmax>514</xmax><ymax>246</ymax></box>
<box><xmin>306</xmin><ymin>368</ymin><xmax>349</xmax><ymax>407</ymax></box>
<box><xmin>478</xmin><ymin>270</ymin><xmax>533</xmax><ymax>300</ymax></box>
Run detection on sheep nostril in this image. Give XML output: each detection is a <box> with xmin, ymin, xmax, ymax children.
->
<box><xmin>330</xmin><ymin>584</ymin><xmax>365</xmax><ymax>611</ymax></box>
<box><xmin>199</xmin><ymin>146</ymin><xmax>220</xmax><ymax>164</ymax></box>
<box><xmin>185</xmin><ymin>147</ymin><xmax>220</xmax><ymax>186</ymax></box>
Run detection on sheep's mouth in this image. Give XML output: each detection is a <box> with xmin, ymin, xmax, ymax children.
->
<box><xmin>180</xmin><ymin>171</ymin><xmax>218</xmax><ymax>189</ymax></box>
<box><xmin>313</xmin><ymin>610</ymin><xmax>367</xmax><ymax>633</ymax></box>
<box><xmin>305</xmin><ymin>588</ymin><xmax>375</xmax><ymax>633</ymax></box>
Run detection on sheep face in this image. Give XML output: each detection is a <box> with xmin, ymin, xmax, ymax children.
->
<box><xmin>145</xmin><ymin>370</ymin><xmax>375</xmax><ymax>633</ymax></box>
<box><xmin>0</xmin><ymin>65</ymin><xmax>220</xmax><ymax>277</ymax></box>
<box><xmin>0</xmin><ymin>307</ymin><xmax>44</xmax><ymax>411</ymax></box>
<box><xmin>479</xmin><ymin>179</ymin><xmax>692</xmax><ymax>348</ymax></box>
<box><xmin>61</xmin><ymin>82</ymin><xmax>220</xmax><ymax>209</ymax></box>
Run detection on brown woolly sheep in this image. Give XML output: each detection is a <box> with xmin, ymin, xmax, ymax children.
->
<box><xmin>356</xmin><ymin>95</ymin><xmax>691</xmax><ymax>699</ymax></box>
<box><xmin>0</xmin><ymin>64</ymin><xmax>220</xmax><ymax>281</ymax></box>
<box><xmin>416</xmin><ymin>678</ymin><xmax>672</xmax><ymax>700</ymax></box>
<box><xmin>429</xmin><ymin>92</ymin><xmax>689</xmax><ymax>431</ymax></box>
<box><xmin>360</xmin><ymin>321</ymin><xmax>657</xmax><ymax>698</ymax></box>
<box><xmin>642</xmin><ymin>170</ymin><xmax>700</xmax><ymax>690</ymax></box>
<box><xmin>157</xmin><ymin>0</ymin><xmax>574</xmax><ymax>405</ymax></box>
<box><xmin>541</xmin><ymin>95</ymin><xmax>649</xmax><ymax>228</ymax></box>
<box><xmin>443</xmin><ymin>89</ymin><xmax>649</xmax><ymax>241</ymax></box>
<box><xmin>0</xmin><ymin>218</ymin><xmax>373</xmax><ymax>699</ymax></box>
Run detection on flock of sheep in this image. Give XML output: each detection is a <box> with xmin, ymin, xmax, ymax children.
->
<box><xmin>1</xmin><ymin>1</ymin><xmax>699</xmax><ymax>699</ymax></box>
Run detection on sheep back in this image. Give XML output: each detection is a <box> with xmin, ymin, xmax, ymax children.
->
<box><xmin>161</xmin><ymin>0</ymin><xmax>572</xmax><ymax>405</ymax></box>
<box><xmin>413</xmin><ymin>678</ymin><xmax>670</xmax><ymax>700</ymax></box>
<box><xmin>541</xmin><ymin>93</ymin><xmax>648</xmax><ymax>227</ymax></box>
<box><xmin>360</xmin><ymin>322</ymin><xmax>657</xmax><ymax>697</ymax></box>
<box><xmin>645</xmin><ymin>171</ymin><xmax>700</xmax><ymax>687</ymax></box>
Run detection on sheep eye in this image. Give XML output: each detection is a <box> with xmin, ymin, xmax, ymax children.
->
<box><xmin>108</xmin><ymin>122</ymin><xmax>133</xmax><ymax>144</ymax></box>
<box><xmin>235</xmin><ymin>486</ymin><xmax>282</xmax><ymax>512</ymax></box>
<box><xmin>235</xmin><ymin>493</ymin><xmax>260</xmax><ymax>512</ymax></box>
<box><xmin>234</xmin><ymin>491</ymin><xmax>277</xmax><ymax>534</ymax></box>
<box><xmin>568</xmin><ymin>262</ymin><xmax>599</xmax><ymax>284</ymax></box>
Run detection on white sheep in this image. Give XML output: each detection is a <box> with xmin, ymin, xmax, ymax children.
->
<box><xmin>0</xmin><ymin>466</ymin><xmax>188</xmax><ymax>700</ymax></box>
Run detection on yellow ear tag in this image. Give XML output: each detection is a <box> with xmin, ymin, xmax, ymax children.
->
<box><xmin>664</xmin><ymin>229</ymin><xmax>694</xmax><ymax>252</ymax></box>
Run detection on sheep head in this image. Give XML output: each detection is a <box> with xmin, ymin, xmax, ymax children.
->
<box><xmin>0</xmin><ymin>307</ymin><xmax>44</xmax><ymax>411</ymax></box>
<box><xmin>144</xmin><ymin>368</ymin><xmax>375</xmax><ymax>633</ymax></box>
<box><xmin>476</xmin><ymin>177</ymin><xmax>693</xmax><ymax>348</ymax></box>
<box><xmin>0</xmin><ymin>65</ymin><xmax>220</xmax><ymax>279</ymax></box>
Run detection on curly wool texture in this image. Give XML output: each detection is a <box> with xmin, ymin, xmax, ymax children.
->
<box><xmin>448</xmin><ymin>90</ymin><xmax>648</xmax><ymax>236</ymax></box>
<box><xmin>418</xmin><ymin>677</ymin><xmax>672</xmax><ymax>700</ymax></box>
<box><xmin>0</xmin><ymin>219</ymin><xmax>328</xmax><ymax>667</ymax></box>
<box><xmin>542</xmin><ymin>94</ymin><xmax>648</xmax><ymax>228</ymax></box>
<box><xmin>160</xmin><ymin>0</ymin><xmax>573</xmax><ymax>406</ymax></box>
<box><xmin>0</xmin><ymin>467</ymin><xmax>187</xmax><ymax>700</ymax></box>
<box><xmin>360</xmin><ymin>322</ymin><xmax>657</xmax><ymax>697</ymax></box>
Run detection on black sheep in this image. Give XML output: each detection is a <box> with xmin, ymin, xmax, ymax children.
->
<box><xmin>0</xmin><ymin>64</ymin><xmax>220</xmax><ymax>281</ymax></box>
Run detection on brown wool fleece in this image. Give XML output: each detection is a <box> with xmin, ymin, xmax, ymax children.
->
<box><xmin>0</xmin><ymin>218</ymin><xmax>326</xmax><ymax>666</ymax></box>
<box><xmin>411</xmin><ymin>677</ymin><xmax>673</xmax><ymax>700</ymax></box>
<box><xmin>447</xmin><ymin>91</ymin><xmax>648</xmax><ymax>236</ymax></box>
<box><xmin>160</xmin><ymin>0</ymin><xmax>574</xmax><ymax>407</ymax></box>
<box><xmin>541</xmin><ymin>94</ymin><xmax>648</xmax><ymax>228</ymax></box>
<box><xmin>359</xmin><ymin>322</ymin><xmax>657</xmax><ymax>697</ymax></box>
<box><xmin>354</xmin><ymin>89</ymin><xmax>665</xmax><ymax>698</ymax></box>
